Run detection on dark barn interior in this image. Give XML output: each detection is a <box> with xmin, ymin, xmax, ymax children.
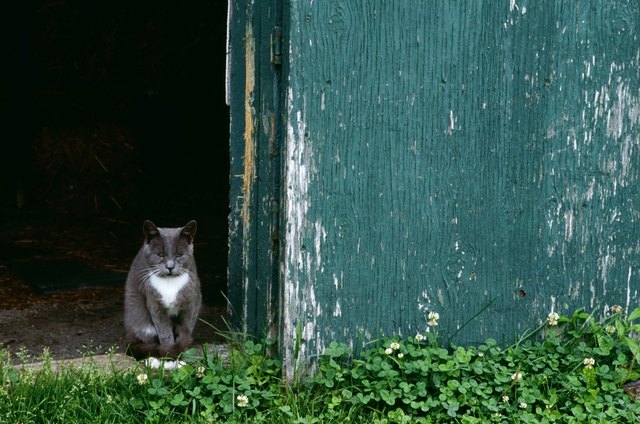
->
<box><xmin>0</xmin><ymin>1</ymin><xmax>230</xmax><ymax>360</ymax></box>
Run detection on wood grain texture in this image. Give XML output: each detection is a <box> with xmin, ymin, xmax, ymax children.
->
<box><xmin>280</xmin><ymin>0</ymin><xmax>640</xmax><ymax>377</ymax></box>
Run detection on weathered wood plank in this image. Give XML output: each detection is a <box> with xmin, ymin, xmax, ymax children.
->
<box><xmin>228</xmin><ymin>0</ymin><xmax>281</xmax><ymax>336</ymax></box>
<box><xmin>281</xmin><ymin>0</ymin><xmax>640</xmax><ymax>377</ymax></box>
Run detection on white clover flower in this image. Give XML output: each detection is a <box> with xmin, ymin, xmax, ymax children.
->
<box><xmin>196</xmin><ymin>366</ymin><xmax>206</xmax><ymax>378</ymax></box>
<box><xmin>236</xmin><ymin>394</ymin><xmax>249</xmax><ymax>408</ymax></box>
<box><xmin>477</xmin><ymin>352</ymin><xmax>484</xmax><ymax>357</ymax></box>
<box><xmin>136</xmin><ymin>373</ymin><xmax>149</xmax><ymax>385</ymax></box>
<box><xmin>385</xmin><ymin>348</ymin><xmax>393</xmax><ymax>355</ymax></box>
<box><xmin>605</xmin><ymin>325</ymin><xmax>615</xmax><ymax>334</ymax></box>
<box><xmin>415</xmin><ymin>333</ymin><xmax>425</xmax><ymax>342</ymax></box>
<box><xmin>397</xmin><ymin>353</ymin><xmax>404</xmax><ymax>359</ymax></box>
<box><xmin>519</xmin><ymin>402</ymin><xmax>527</xmax><ymax>409</ymax></box>
<box><xmin>611</xmin><ymin>305</ymin><xmax>622</xmax><ymax>314</ymax></box>
<box><xmin>547</xmin><ymin>311</ymin><xmax>560</xmax><ymax>326</ymax></box>
<box><xmin>427</xmin><ymin>311</ymin><xmax>440</xmax><ymax>326</ymax></box>
<box><xmin>502</xmin><ymin>395</ymin><xmax>509</xmax><ymax>403</ymax></box>
<box><xmin>583</xmin><ymin>357</ymin><xmax>595</xmax><ymax>370</ymax></box>
<box><xmin>390</xmin><ymin>342</ymin><xmax>400</xmax><ymax>351</ymax></box>
<box><xmin>511</xmin><ymin>372</ymin><xmax>523</xmax><ymax>382</ymax></box>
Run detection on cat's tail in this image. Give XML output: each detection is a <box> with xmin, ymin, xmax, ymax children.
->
<box><xmin>125</xmin><ymin>340</ymin><xmax>189</xmax><ymax>361</ymax></box>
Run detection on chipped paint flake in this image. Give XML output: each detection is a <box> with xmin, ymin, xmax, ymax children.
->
<box><xmin>626</xmin><ymin>266</ymin><xmax>633</xmax><ymax>313</ymax></box>
<box><xmin>334</xmin><ymin>300</ymin><xmax>342</xmax><ymax>317</ymax></box>
<box><xmin>564</xmin><ymin>209</ymin><xmax>574</xmax><ymax>241</ymax></box>
<box><xmin>447</xmin><ymin>110</ymin><xmax>456</xmax><ymax>135</ymax></box>
<box><xmin>314</xmin><ymin>221</ymin><xmax>326</xmax><ymax>269</ymax></box>
<box><xmin>606</xmin><ymin>82</ymin><xmax>638</xmax><ymax>140</ymax></box>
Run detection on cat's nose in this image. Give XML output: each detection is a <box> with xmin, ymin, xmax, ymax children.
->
<box><xmin>166</xmin><ymin>260</ymin><xmax>175</xmax><ymax>273</ymax></box>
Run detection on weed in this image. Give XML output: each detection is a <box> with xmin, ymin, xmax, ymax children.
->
<box><xmin>2</xmin><ymin>306</ymin><xmax>640</xmax><ymax>423</ymax></box>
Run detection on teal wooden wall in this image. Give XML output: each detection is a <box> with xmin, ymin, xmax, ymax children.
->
<box><xmin>277</xmin><ymin>1</ymin><xmax>640</xmax><ymax>377</ymax></box>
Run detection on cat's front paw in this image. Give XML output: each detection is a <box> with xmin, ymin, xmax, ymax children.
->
<box><xmin>144</xmin><ymin>357</ymin><xmax>186</xmax><ymax>370</ymax></box>
<box><xmin>175</xmin><ymin>332</ymin><xmax>193</xmax><ymax>348</ymax></box>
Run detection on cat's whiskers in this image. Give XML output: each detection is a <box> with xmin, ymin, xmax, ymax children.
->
<box><xmin>137</xmin><ymin>266</ymin><xmax>157</xmax><ymax>278</ymax></box>
<box><xmin>137</xmin><ymin>266</ymin><xmax>162</xmax><ymax>292</ymax></box>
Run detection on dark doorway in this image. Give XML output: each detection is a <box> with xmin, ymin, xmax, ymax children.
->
<box><xmin>0</xmin><ymin>1</ymin><xmax>229</xmax><ymax>359</ymax></box>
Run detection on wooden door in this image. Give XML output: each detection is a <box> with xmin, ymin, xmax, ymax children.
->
<box><xmin>279</xmin><ymin>1</ymin><xmax>640</xmax><ymax>377</ymax></box>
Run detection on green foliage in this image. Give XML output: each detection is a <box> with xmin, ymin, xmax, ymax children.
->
<box><xmin>2</xmin><ymin>307</ymin><xmax>640</xmax><ymax>423</ymax></box>
<box><xmin>308</xmin><ymin>306</ymin><xmax>640</xmax><ymax>423</ymax></box>
<box><xmin>0</xmin><ymin>349</ymin><xmax>138</xmax><ymax>423</ymax></box>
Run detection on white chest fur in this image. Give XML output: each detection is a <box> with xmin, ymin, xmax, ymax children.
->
<box><xmin>149</xmin><ymin>274</ymin><xmax>190</xmax><ymax>311</ymax></box>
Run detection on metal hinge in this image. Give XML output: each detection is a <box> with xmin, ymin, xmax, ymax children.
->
<box><xmin>271</xmin><ymin>24</ymin><xmax>282</xmax><ymax>66</ymax></box>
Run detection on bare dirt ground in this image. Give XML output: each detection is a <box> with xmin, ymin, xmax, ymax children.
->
<box><xmin>0</xmin><ymin>283</ymin><xmax>226</xmax><ymax>364</ymax></box>
<box><xmin>0</xmin><ymin>215</ymin><xmax>228</xmax><ymax>364</ymax></box>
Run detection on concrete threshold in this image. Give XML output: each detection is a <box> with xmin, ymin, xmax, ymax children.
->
<box><xmin>17</xmin><ymin>344</ymin><xmax>228</xmax><ymax>374</ymax></box>
<box><xmin>19</xmin><ymin>353</ymin><xmax>138</xmax><ymax>373</ymax></box>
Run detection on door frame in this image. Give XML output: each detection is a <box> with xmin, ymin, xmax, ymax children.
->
<box><xmin>226</xmin><ymin>0</ymin><xmax>283</xmax><ymax>339</ymax></box>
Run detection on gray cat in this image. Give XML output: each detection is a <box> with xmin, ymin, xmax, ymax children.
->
<box><xmin>124</xmin><ymin>220</ymin><xmax>202</xmax><ymax>360</ymax></box>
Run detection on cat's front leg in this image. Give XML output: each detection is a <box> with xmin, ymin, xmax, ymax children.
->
<box><xmin>155</xmin><ymin>322</ymin><xmax>175</xmax><ymax>345</ymax></box>
<box><xmin>173</xmin><ymin>323</ymin><xmax>193</xmax><ymax>348</ymax></box>
<box><xmin>146</xmin><ymin>300</ymin><xmax>175</xmax><ymax>345</ymax></box>
<box><xmin>173</xmin><ymin>297</ymin><xmax>200</xmax><ymax>347</ymax></box>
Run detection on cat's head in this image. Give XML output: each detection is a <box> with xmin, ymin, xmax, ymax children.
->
<box><xmin>142</xmin><ymin>220</ymin><xmax>197</xmax><ymax>277</ymax></box>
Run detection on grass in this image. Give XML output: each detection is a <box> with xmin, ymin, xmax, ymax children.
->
<box><xmin>2</xmin><ymin>306</ymin><xmax>640</xmax><ymax>423</ymax></box>
<box><xmin>1</xmin><ymin>349</ymin><xmax>139</xmax><ymax>423</ymax></box>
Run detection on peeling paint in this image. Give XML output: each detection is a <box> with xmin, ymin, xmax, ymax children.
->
<box><xmin>447</xmin><ymin>110</ymin><xmax>456</xmax><ymax>135</ymax></box>
<box><xmin>564</xmin><ymin>209</ymin><xmax>574</xmax><ymax>241</ymax></box>
<box><xmin>314</xmin><ymin>221</ymin><xmax>326</xmax><ymax>269</ymax></box>
<box><xmin>626</xmin><ymin>266</ymin><xmax>632</xmax><ymax>313</ymax></box>
<box><xmin>334</xmin><ymin>300</ymin><xmax>342</xmax><ymax>317</ymax></box>
<box><xmin>605</xmin><ymin>81</ymin><xmax>640</xmax><ymax>140</ymax></box>
<box><xmin>238</xmin><ymin>21</ymin><xmax>257</xmax><ymax>335</ymax></box>
<box><xmin>282</xmin><ymin>80</ymin><xmax>327</xmax><ymax>378</ymax></box>
<box><xmin>241</xmin><ymin>23</ymin><xmax>256</xmax><ymax>230</ymax></box>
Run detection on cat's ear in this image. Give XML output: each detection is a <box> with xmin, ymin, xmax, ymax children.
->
<box><xmin>181</xmin><ymin>220</ymin><xmax>197</xmax><ymax>243</ymax></box>
<box><xmin>143</xmin><ymin>220</ymin><xmax>159</xmax><ymax>241</ymax></box>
